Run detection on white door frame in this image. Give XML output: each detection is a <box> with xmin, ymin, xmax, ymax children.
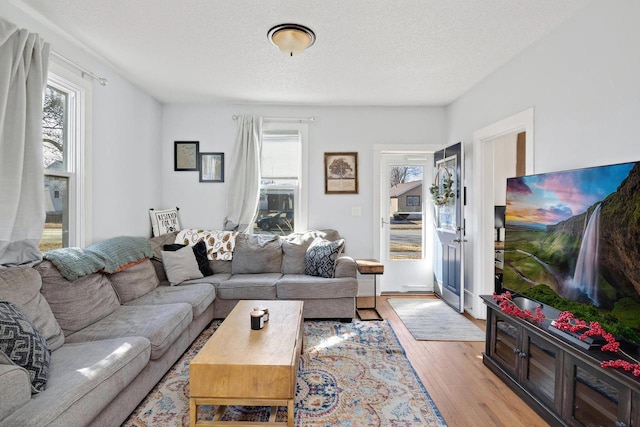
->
<box><xmin>372</xmin><ymin>144</ymin><xmax>444</xmax><ymax>295</ymax></box>
<box><xmin>470</xmin><ymin>108</ymin><xmax>535</xmax><ymax>319</ymax></box>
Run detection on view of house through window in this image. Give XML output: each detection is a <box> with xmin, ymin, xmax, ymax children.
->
<box><xmin>255</xmin><ymin>130</ymin><xmax>301</xmax><ymax>235</ymax></box>
<box><xmin>388</xmin><ymin>165</ymin><xmax>424</xmax><ymax>259</ymax></box>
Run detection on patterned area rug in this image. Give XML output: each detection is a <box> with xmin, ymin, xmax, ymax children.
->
<box><xmin>388</xmin><ymin>298</ymin><xmax>485</xmax><ymax>341</ymax></box>
<box><xmin>123</xmin><ymin>320</ymin><xmax>447</xmax><ymax>426</ymax></box>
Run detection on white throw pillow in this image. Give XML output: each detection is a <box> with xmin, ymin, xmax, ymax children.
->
<box><xmin>149</xmin><ymin>208</ymin><xmax>181</xmax><ymax>237</ymax></box>
<box><xmin>161</xmin><ymin>246</ymin><xmax>203</xmax><ymax>285</ymax></box>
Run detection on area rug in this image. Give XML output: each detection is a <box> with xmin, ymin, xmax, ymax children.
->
<box><xmin>122</xmin><ymin>320</ymin><xmax>447</xmax><ymax>426</ymax></box>
<box><xmin>388</xmin><ymin>298</ymin><xmax>485</xmax><ymax>341</ymax></box>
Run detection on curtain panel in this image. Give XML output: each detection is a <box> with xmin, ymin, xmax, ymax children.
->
<box><xmin>223</xmin><ymin>115</ymin><xmax>262</xmax><ymax>233</ymax></box>
<box><xmin>0</xmin><ymin>17</ymin><xmax>50</xmax><ymax>266</ymax></box>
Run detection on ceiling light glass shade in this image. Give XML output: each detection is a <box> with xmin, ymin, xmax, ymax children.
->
<box><xmin>268</xmin><ymin>24</ymin><xmax>315</xmax><ymax>56</ymax></box>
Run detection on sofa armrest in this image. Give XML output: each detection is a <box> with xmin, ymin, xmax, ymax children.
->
<box><xmin>334</xmin><ymin>255</ymin><xmax>357</xmax><ymax>278</ymax></box>
<box><xmin>0</xmin><ymin>364</ymin><xmax>31</xmax><ymax>420</ymax></box>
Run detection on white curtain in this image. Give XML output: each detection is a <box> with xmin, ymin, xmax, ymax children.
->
<box><xmin>224</xmin><ymin>115</ymin><xmax>262</xmax><ymax>232</ymax></box>
<box><xmin>0</xmin><ymin>18</ymin><xmax>50</xmax><ymax>266</ymax></box>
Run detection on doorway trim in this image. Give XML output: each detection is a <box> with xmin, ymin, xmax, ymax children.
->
<box><xmin>470</xmin><ymin>108</ymin><xmax>534</xmax><ymax>319</ymax></box>
<box><xmin>372</xmin><ymin>144</ymin><xmax>444</xmax><ymax>295</ymax></box>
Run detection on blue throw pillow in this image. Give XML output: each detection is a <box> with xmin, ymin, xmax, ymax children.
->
<box><xmin>0</xmin><ymin>301</ymin><xmax>51</xmax><ymax>393</ymax></box>
<box><xmin>304</xmin><ymin>238</ymin><xmax>345</xmax><ymax>278</ymax></box>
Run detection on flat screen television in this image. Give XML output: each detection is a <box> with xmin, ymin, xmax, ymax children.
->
<box><xmin>503</xmin><ymin>161</ymin><xmax>640</xmax><ymax>345</ymax></box>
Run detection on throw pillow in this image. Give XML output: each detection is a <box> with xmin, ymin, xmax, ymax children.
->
<box><xmin>231</xmin><ymin>234</ymin><xmax>282</xmax><ymax>274</ymax></box>
<box><xmin>149</xmin><ymin>208</ymin><xmax>181</xmax><ymax>237</ymax></box>
<box><xmin>108</xmin><ymin>259</ymin><xmax>159</xmax><ymax>304</ymax></box>
<box><xmin>304</xmin><ymin>237</ymin><xmax>345</xmax><ymax>278</ymax></box>
<box><xmin>161</xmin><ymin>245</ymin><xmax>204</xmax><ymax>285</ymax></box>
<box><xmin>163</xmin><ymin>242</ymin><xmax>213</xmax><ymax>277</ymax></box>
<box><xmin>0</xmin><ymin>301</ymin><xmax>51</xmax><ymax>393</ymax></box>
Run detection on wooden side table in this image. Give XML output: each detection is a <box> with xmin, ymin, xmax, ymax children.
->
<box><xmin>355</xmin><ymin>259</ymin><xmax>384</xmax><ymax>321</ymax></box>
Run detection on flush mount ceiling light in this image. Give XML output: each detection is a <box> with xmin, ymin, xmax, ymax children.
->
<box><xmin>268</xmin><ymin>23</ymin><xmax>316</xmax><ymax>57</ymax></box>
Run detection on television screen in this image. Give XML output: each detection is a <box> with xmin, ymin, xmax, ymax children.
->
<box><xmin>503</xmin><ymin>161</ymin><xmax>640</xmax><ymax>344</ymax></box>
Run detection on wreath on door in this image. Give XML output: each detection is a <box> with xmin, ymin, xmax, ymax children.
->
<box><xmin>430</xmin><ymin>165</ymin><xmax>455</xmax><ymax>207</ymax></box>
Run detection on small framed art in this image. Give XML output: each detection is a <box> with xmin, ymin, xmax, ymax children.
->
<box><xmin>324</xmin><ymin>152</ymin><xmax>358</xmax><ymax>194</ymax></box>
<box><xmin>199</xmin><ymin>152</ymin><xmax>225</xmax><ymax>182</ymax></box>
<box><xmin>174</xmin><ymin>141</ymin><xmax>199</xmax><ymax>171</ymax></box>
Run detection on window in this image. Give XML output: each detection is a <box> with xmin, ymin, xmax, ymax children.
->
<box><xmin>256</xmin><ymin>123</ymin><xmax>308</xmax><ymax>235</ymax></box>
<box><xmin>406</xmin><ymin>195</ymin><xmax>421</xmax><ymax>206</ymax></box>
<box><xmin>40</xmin><ymin>67</ymin><xmax>89</xmax><ymax>251</ymax></box>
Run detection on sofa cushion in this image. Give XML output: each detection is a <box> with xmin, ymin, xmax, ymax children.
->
<box><xmin>281</xmin><ymin>233</ymin><xmax>315</xmax><ymax>274</ymax></box>
<box><xmin>1</xmin><ymin>337</ymin><xmax>150</xmax><ymax>427</ymax></box>
<box><xmin>64</xmin><ymin>304</ymin><xmax>192</xmax><ymax>360</ymax></box>
<box><xmin>232</xmin><ymin>234</ymin><xmax>282</xmax><ymax>274</ymax></box>
<box><xmin>0</xmin><ymin>364</ymin><xmax>31</xmax><ymax>420</ymax></box>
<box><xmin>281</xmin><ymin>230</ymin><xmax>342</xmax><ymax>274</ymax></box>
<box><xmin>108</xmin><ymin>259</ymin><xmax>159</xmax><ymax>304</ymax></box>
<box><xmin>161</xmin><ymin>246</ymin><xmax>203</xmax><ymax>285</ymax></box>
<box><xmin>0</xmin><ymin>301</ymin><xmax>51</xmax><ymax>393</ymax></box>
<box><xmin>0</xmin><ymin>267</ymin><xmax>64</xmax><ymax>351</ymax></box>
<box><xmin>149</xmin><ymin>231</ymin><xmax>180</xmax><ymax>261</ymax></box>
<box><xmin>182</xmin><ymin>273</ymin><xmax>232</xmax><ymax>288</ymax></box>
<box><xmin>37</xmin><ymin>261</ymin><xmax>121</xmax><ymax>336</ymax></box>
<box><xmin>304</xmin><ymin>238</ymin><xmax>345</xmax><ymax>278</ymax></box>
<box><xmin>216</xmin><ymin>273</ymin><xmax>280</xmax><ymax>300</ymax></box>
<box><xmin>276</xmin><ymin>275</ymin><xmax>358</xmax><ymax>299</ymax></box>
<box><xmin>125</xmin><ymin>283</ymin><xmax>215</xmax><ymax>318</ymax></box>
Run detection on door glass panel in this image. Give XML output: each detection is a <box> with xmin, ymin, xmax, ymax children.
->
<box><xmin>493</xmin><ymin>317</ymin><xmax>518</xmax><ymax>372</ymax></box>
<box><xmin>41</xmin><ymin>175</ymin><xmax>69</xmax><ymax>251</ymax></box>
<box><xmin>526</xmin><ymin>334</ymin><xmax>556</xmax><ymax>405</ymax></box>
<box><xmin>573</xmin><ymin>365</ymin><xmax>619</xmax><ymax>426</ymax></box>
<box><xmin>388</xmin><ymin>165</ymin><xmax>423</xmax><ymax>260</ymax></box>
<box><xmin>433</xmin><ymin>157</ymin><xmax>456</xmax><ymax>231</ymax></box>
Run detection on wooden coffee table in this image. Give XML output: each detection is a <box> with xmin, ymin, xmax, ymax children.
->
<box><xmin>189</xmin><ymin>300</ymin><xmax>304</xmax><ymax>426</ymax></box>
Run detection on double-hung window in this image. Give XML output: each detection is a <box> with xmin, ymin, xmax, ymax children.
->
<box><xmin>40</xmin><ymin>67</ymin><xmax>89</xmax><ymax>251</ymax></box>
<box><xmin>257</xmin><ymin>123</ymin><xmax>308</xmax><ymax>235</ymax></box>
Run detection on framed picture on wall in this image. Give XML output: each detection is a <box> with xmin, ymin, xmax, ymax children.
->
<box><xmin>324</xmin><ymin>152</ymin><xmax>358</xmax><ymax>194</ymax></box>
<box><xmin>199</xmin><ymin>152</ymin><xmax>224</xmax><ymax>182</ymax></box>
<box><xmin>174</xmin><ymin>141</ymin><xmax>199</xmax><ymax>171</ymax></box>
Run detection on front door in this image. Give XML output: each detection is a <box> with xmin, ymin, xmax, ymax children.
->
<box><xmin>379</xmin><ymin>153</ymin><xmax>434</xmax><ymax>292</ymax></box>
<box><xmin>433</xmin><ymin>142</ymin><xmax>465</xmax><ymax>312</ymax></box>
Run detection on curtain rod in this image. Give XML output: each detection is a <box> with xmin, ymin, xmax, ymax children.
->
<box><xmin>50</xmin><ymin>51</ymin><xmax>108</xmax><ymax>86</ymax></box>
<box><xmin>232</xmin><ymin>115</ymin><xmax>315</xmax><ymax>123</ymax></box>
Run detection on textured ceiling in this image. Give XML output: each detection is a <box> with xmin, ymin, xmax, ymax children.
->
<box><xmin>14</xmin><ymin>0</ymin><xmax>589</xmax><ymax>106</ymax></box>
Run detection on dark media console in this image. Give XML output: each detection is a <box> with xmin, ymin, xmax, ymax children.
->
<box><xmin>482</xmin><ymin>295</ymin><xmax>640</xmax><ymax>427</ymax></box>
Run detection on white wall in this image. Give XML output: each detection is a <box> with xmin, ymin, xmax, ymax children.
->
<box><xmin>162</xmin><ymin>104</ymin><xmax>445</xmax><ymax>259</ymax></box>
<box><xmin>446</xmin><ymin>0</ymin><xmax>640</xmax><ymax>308</ymax></box>
<box><xmin>0</xmin><ymin>3</ymin><xmax>163</xmax><ymax>243</ymax></box>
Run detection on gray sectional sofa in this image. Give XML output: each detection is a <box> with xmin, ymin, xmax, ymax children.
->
<box><xmin>150</xmin><ymin>229</ymin><xmax>358</xmax><ymax>320</ymax></box>
<box><xmin>0</xmin><ymin>229</ymin><xmax>357</xmax><ymax>426</ymax></box>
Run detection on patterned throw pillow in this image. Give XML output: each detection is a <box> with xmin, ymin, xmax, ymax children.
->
<box><xmin>149</xmin><ymin>208</ymin><xmax>181</xmax><ymax>237</ymax></box>
<box><xmin>304</xmin><ymin>238</ymin><xmax>345</xmax><ymax>278</ymax></box>
<box><xmin>0</xmin><ymin>301</ymin><xmax>51</xmax><ymax>393</ymax></box>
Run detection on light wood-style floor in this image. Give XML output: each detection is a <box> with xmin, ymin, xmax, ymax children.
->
<box><xmin>358</xmin><ymin>294</ymin><xmax>550</xmax><ymax>427</ymax></box>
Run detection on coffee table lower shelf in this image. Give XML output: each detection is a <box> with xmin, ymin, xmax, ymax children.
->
<box><xmin>190</xmin><ymin>397</ymin><xmax>293</xmax><ymax>427</ymax></box>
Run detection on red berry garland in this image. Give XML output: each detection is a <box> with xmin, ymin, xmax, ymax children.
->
<box><xmin>493</xmin><ymin>292</ymin><xmax>639</xmax><ymax>377</ymax></box>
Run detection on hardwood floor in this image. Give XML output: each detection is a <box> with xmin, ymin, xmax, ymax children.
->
<box><xmin>358</xmin><ymin>294</ymin><xmax>550</xmax><ymax>427</ymax></box>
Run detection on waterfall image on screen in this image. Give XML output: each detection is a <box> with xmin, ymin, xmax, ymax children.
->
<box><xmin>503</xmin><ymin>161</ymin><xmax>640</xmax><ymax>319</ymax></box>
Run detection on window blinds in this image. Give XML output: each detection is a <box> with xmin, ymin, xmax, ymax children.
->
<box><xmin>261</xmin><ymin>131</ymin><xmax>301</xmax><ymax>179</ymax></box>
